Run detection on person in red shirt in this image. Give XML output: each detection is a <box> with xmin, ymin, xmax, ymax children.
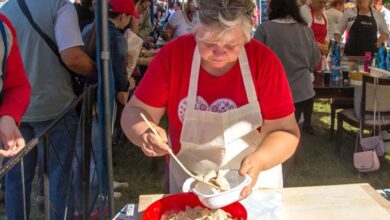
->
<box><xmin>0</xmin><ymin>14</ymin><xmax>31</xmax><ymax>157</ymax></box>
<box><xmin>121</xmin><ymin>0</ymin><xmax>300</xmax><ymax>196</ymax></box>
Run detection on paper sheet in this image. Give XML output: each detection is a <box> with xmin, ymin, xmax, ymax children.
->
<box><xmin>240</xmin><ymin>190</ymin><xmax>282</xmax><ymax>220</ymax></box>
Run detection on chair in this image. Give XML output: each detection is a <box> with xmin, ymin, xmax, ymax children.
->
<box><xmin>336</xmin><ymin>75</ymin><xmax>390</xmax><ymax>151</ymax></box>
<box><xmin>330</xmin><ymin>98</ymin><xmax>353</xmax><ymax>136</ymax></box>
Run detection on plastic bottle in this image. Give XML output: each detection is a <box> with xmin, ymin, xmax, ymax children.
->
<box><xmin>378</xmin><ymin>44</ymin><xmax>386</xmax><ymax>69</ymax></box>
<box><xmin>386</xmin><ymin>48</ymin><xmax>390</xmax><ymax>71</ymax></box>
<box><xmin>372</xmin><ymin>53</ymin><xmax>378</xmax><ymax>67</ymax></box>
<box><xmin>364</xmin><ymin>51</ymin><xmax>372</xmax><ymax>72</ymax></box>
<box><xmin>330</xmin><ymin>41</ymin><xmax>341</xmax><ymax>82</ymax></box>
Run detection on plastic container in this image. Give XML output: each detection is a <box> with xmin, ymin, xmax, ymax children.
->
<box><xmin>378</xmin><ymin>44</ymin><xmax>386</xmax><ymax>69</ymax></box>
<box><xmin>330</xmin><ymin>41</ymin><xmax>341</xmax><ymax>82</ymax></box>
<box><xmin>386</xmin><ymin>48</ymin><xmax>390</xmax><ymax>71</ymax></box>
<box><xmin>182</xmin><ymin>170</ymin><xmax>252</xmax><ymax>209</ymax></box>
<box><xmin>142</xmin><ymin>192</ymin><xmax>247</xmax><ymax>219</ymax></box>
<box><xmin>364</xmin><ymin>51</ymin><xmax>372</xmax><ymax>72</ymax></box>
<box><xmin>372</xmin><ymin>53</ymin><xmax>378</xmax><ymax>67</ymax></box>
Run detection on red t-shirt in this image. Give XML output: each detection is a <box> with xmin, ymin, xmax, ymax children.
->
<box><xmin>135</xmin><ymin>34</ymin><xmax>294</xmax><ymax>153</ymax></box>
<box><xmin>0</xmin><ymin>14</ymin><xmax>31</xmax><ymax>125</ymax></box>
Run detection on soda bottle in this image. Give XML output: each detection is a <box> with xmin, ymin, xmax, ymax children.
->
<box><xmin>364</xmin><ymin>51</ymin><xmax>371</xmax><ymax>72</ymax></box>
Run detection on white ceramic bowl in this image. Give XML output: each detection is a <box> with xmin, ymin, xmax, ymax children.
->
<box><xmin>182</xmin><ymin>169</ymin><xmax>252</xmax><ymax>209</ymax></box>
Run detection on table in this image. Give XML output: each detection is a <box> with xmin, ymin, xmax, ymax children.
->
<box><xmin>137</xmin><ymin>183</ymin><xmax>390</xmax><ymax>219</ymax></box>
<box><xmin>313</xmin><ymin>74</ymin><xmax>354</xmax><ymax>99</ymax></box>
<box><xmin>313</xmin><ymin>74</ymin><xmax>355</xmax><ymax>134</ymax></box>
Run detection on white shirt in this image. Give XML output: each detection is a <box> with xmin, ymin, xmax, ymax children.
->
<box><xmin>168</xmin><ymin>10</ymin><xmax>193</xmax><ymax>38</ymax></box>
<box><xmin>300</xmin><ymin>4</ymin><xmax>330</xmax><ymax>41</ymax></box>
<box><xmin>335</xmin><ymin>7</ymin><xmax>390</xmax><ymax>36</ymax></box>
<box><xmin>379</xmin><ymin>6</ymin><xmax>390</xmax><ymax>26</ymax></box>
<box><xmin>326</xmin><ymin>8</ymin><xmax>343</xmax><ymax>40</ymax></box>
<box><xmin>54</xmin><ymin>2</ymin><xmax>84</xmax><ymax>52</ymax></box>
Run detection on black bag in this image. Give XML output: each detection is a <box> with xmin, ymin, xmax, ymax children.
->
<box><xmin>17</xmin><ymin>0</ymin><xmax>85</xmax><ymax>96</ymax></box>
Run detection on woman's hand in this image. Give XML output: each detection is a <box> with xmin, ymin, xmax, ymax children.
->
<box><xmin>238</xmin><ymin>152</ymin><xmax>264</xmax><ymax>199</ymax></box>
<box><xmin>0</xmin><ymin>116</ymin><xmax>25</xmax><ymax>157</ymax></box>
<box><xmin>117</xmin><ymin>91</ymin><xmax>129</xmax><ymax>106</ymax></box>
<box><xmin>376</xmin><ymin>33</ymin><xmax>389</xmax><ymax>48</ymax></box>
<box><xmin>140</xmin><ymin>124</ymin><xmax>170</xmax><ymax>157</ymax></box>
<box><xmin>144</xmin><ymin>48</ymin><xmax>159</xmax><ymax>57</ymax></box>
<box><xmin>237</xmin><ymin>114</ymin><xmax>300</xmax><ymax>199</ymax></box>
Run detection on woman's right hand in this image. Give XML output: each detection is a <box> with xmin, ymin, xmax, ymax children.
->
<box><xmin>140</xmin><ymin>125</ymin><xmax>170</xmax><ymax>157</ymax></box>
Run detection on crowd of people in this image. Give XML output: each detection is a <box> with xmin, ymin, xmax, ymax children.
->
<box><xmin>0</xmin><ymin>0</ymin><xmax>389</xmax><ymax>219</ymax></box>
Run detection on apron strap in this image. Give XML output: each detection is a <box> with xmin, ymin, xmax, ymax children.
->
<box><xmin>187</xmin><ymin>46</ymin><xmax>201</xmax><ymax>109</ymax></box>
<box><xmin>310</xmin><ymin>5</ymin><xmax>314</xmax><ymax>27</ymax></box>
<box><xmin>369</xmin><ymin>7</ymin><xmax>377</xmax><ymax>27</ymax></box>
<box><xmin>310</xmin><ymin>5</ymin><xmax>326</xmax><ymax>26</ymax></box>
<box><xmin>238</xmin><ymin>47</ymin><xmax>258</xmax><ymax>103</ymax></box>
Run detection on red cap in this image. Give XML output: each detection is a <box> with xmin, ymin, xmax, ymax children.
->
<box><xmin>108</xmin><ymin>0</ymin><xmax>140</xmax><ymax>19</ymax></box>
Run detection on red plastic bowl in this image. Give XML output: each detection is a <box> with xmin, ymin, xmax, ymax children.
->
<box><xmin>142</xmin><ymin>192</ymin><xmax>247</xmax><ymax>219</ymax></box>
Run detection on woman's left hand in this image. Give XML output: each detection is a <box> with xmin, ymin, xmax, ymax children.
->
<box><xmin>238</xmin><ymin>152</ymin><xmax>264</xmax><ymax>199</ymax></box>
<box><xmin>0</xmin><ymin>116</ymin><xmax>25</xmax><ymax>157</ymax></box>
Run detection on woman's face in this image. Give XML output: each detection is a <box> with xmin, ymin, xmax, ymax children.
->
<box><xmin>358</xmin><ymin>0</ymin><xmax>371</xmax><ymax>8</ymax></box>
<box><xmin>312</xmin><ymin>0</ymin><xmax>328</xmax><ymax>10</ymax></box>
<box><xmin>196</xmin><ymin>25</ymin><xmax>246</xmax><ymax>69</ymax></box>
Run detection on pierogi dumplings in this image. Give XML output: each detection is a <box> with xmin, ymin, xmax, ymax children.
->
<box><xmin>199</xmin><ymin>169</ymin><xmax>230</xmax><ymax>191</ymax></box>
<box><xmin>161</xmin><ymin>206</ymin><xmax>238</xmax><ymax>220</ymax></box>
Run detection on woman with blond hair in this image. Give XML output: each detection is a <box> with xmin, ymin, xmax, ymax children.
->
<box><xmin>121</xmin><ymin>0</ymin><xmax>300</xmax><ymax>195</ymax></box>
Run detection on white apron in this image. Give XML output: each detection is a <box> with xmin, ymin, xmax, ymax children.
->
<box><xmin>169</xmin><ymin>46</ymin><xmax>283</xmax><ymax>193</ymax></box>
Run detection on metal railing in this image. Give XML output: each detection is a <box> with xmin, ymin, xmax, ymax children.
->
<box><xmin>0</xmin><ymin>85</ymin><xmax>105</xmax><ymax>220</ymax></box>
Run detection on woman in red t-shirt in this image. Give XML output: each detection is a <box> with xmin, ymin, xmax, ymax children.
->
<box><xmin>0</xmin><ymin>14</ymin><xmax>31</xmax><ymax>157</ymax></box>
<box><xmin>121</xmin><ymin>0</ymin><xmax>300</xmax><ymax>196</ymax></box>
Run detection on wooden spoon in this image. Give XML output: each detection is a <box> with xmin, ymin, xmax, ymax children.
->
<box><xmin>140</xmin><ymin>113</ymin><xmax>222</xmax><ymax>190</ymax></box>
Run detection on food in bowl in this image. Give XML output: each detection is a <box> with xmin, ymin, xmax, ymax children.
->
<box><xmin>197</xmin><ymin>169</ymin><xmax>230</xmax><ymax>191</ymax></box>
<box><xmin>183</xmin><ymin>170</ymin><xmax>252</xmax><ymax>209</ymax></box>
<box><xmin>161</xmin><ymin>206</ymin><xmax>241</xmax><ymax>220</ymax></box>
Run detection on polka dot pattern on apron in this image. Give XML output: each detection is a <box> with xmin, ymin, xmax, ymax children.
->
<box><xmin>177</xmin><ymin>96</ymin><xmax>237</xmax><ymax>122</ymax></box>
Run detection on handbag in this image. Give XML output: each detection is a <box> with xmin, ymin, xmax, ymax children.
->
<box><xmin>359</xmin><ymin>77</ymin><xmax>385</xmax><ymax>156</ymax></box>
<box><xmin>354</xmin><ymin>132</ymin><xmax>380</xmax><ymax>172</ymax></box>
<box><xmin>360</xmin><ymin>135</ymin><xmax>385</xmax><ymax>156</ymax></box>
<box><xmin>353</xmin><ymin>150</ymin><xmax>380</xmax><ymax>172</ymax></box>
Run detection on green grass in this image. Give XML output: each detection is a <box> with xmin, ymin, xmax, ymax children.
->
<box><xmin>286</xmin><ymin>100</ymin><xmax>390</xmax><ymax>189</ymax></box>
<box><xmin>1</xmin><ymin>100</ymin><xmax>389</xmax><ymax>219</ymax></box>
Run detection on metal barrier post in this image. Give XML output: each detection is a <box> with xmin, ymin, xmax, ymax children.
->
<box><xmin>20</xmin><ymin>158</ymin><xmax>27</xmax><ymax>220</ymax></box>
<box><xmin>44</xmin><ymin>135</ymin><xmax>50</xmax><ymax>220</ymax></box>
<box><xmin>82</xmin><ymin>87</ymin><xmax>93</xmax><ymax>220</ymax></box>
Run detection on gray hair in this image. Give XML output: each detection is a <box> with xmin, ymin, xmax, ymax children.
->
<box><xmin>192</xmin><ymin>0</ymin><xmax>255</xmax><ymax>42</ymax></box>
